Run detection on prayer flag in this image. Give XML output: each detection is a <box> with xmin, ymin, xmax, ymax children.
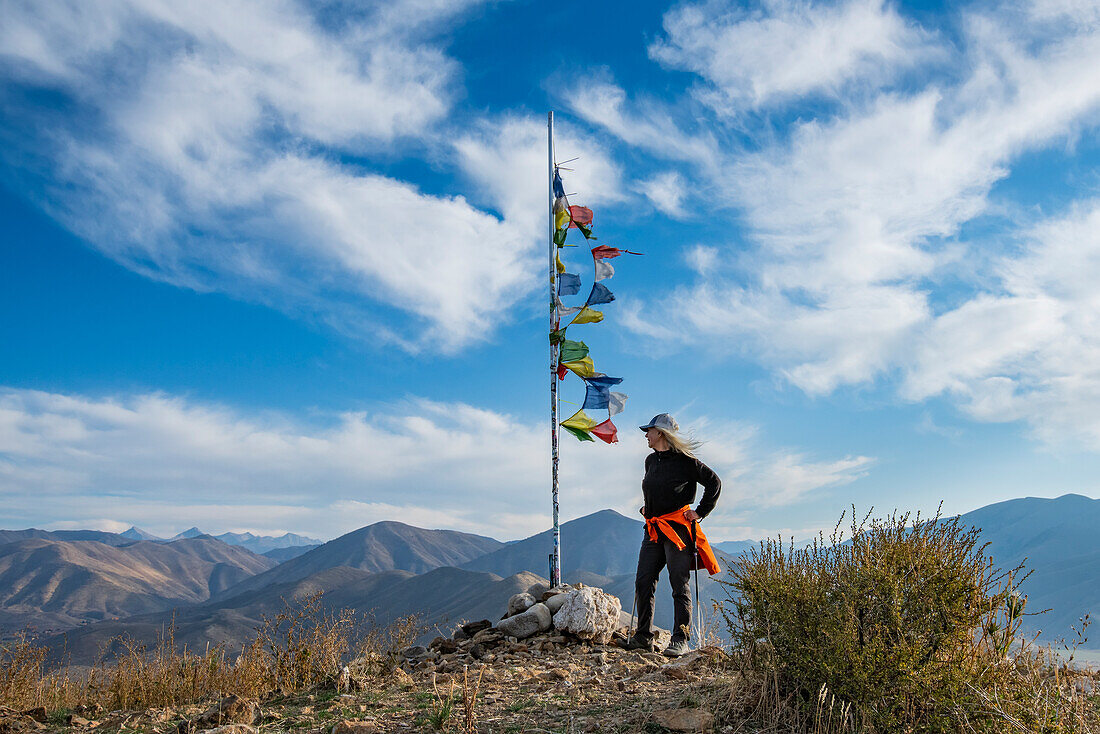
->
<box><xmin>576</xmin><ymin>222</ymin><xmax>595</xmax><ymax>239</ymax></box>
<box><xmin>554</xmin><ymin>228</ymin><xmax>567</xmax><ymax>246</ymax></box>
<box><xmin>608</xmin><ymin>392</ymin><xmax>628</xmax><ymax>416</ymax></box>
<box><xmin>594</xmin><ymin>259</ymin><xmax>614</xmax><ymax>281</ymax></box>
<box><xmin>561</xmin><ymin>356</ymin><xmax>596</xmax><ymax>378</ymax></box>
<box><xmin>549</xmin><ymin>328</ymin><xmax>566</xmax><ymax>345</ymax></box>
<box><xmin>586</xmin><ymin>282</ymin><xmax>614</xmax><ymax>306</ymax></box>
<box><xmin>558</xmin><ymin>273</ymin><xmax>581</xmax><ymax>297</ymax></box>
<box><xmin>556</xmin><ymin>252</ymin><xmax>566</xmax><ymax>274</ymax></box>
<box><xmin>553</xmin><ymin>169</ymin><xmax>566</xmax><ymax>199</ymax></box>
<box><xmin>561</xmin><ymin>408</ymin><xmax>599</xmax><ymax>432</ymax></box>
<box><xmin>582</xmin><ymin>383</ymin><xmax>609</xmax><ymax>410</ymax></box>
<box><xmin>559</xmin><ymin>339</ymin><xmax>589</xmax><ymax>363</ymax></box>
<box><xmin>568</xmin><ymin>205</ymin><xmax>593</xmax><ymax>228</ymax></box>
<box><xmin>591</xmin><ymin>245</ymin><xmax>623</xmax><ymax>260</ymax></box>
<box><xmin>571</xmin><ymin>307</ymin><xmax>604</xmax><ymax>325</ymax></box>
<box><xmin>555</xmin><ymin>296</ymin><xmax>582</xmax><ymax>319</ymax></box>
<box><xmin>562</xmin><ymin>425</ymin><xmax>594</xmax><ymax>442</ymax></box>
<box><xmin>591</xmin><ymin>419</ymin><xmax>618</xmax><ymax>444</ymax></box>
<box><xmin>557</xmin><ymin>363</ymin><xmax>568</xmax><ymax>380</ymax></box>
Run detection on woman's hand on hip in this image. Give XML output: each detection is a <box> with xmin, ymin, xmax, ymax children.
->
<box><xmin>683</xmin><ymin>508</ymin><xmax>701</xmax><ymax>522</ymax></box>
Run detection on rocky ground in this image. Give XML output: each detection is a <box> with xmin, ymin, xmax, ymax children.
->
<box><xmin>0</xmin><ymin>635</ymin><xmax>738</xmax><ymax>734</ymax></box>
<box><xmin>3</xmin><ymin>582</ymin><xmax>1097</xmax><ymax>733</ymax></box>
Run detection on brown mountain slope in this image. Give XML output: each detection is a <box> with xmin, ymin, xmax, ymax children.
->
<box><xmin>211</xmin><ymin>521</ymin><xmax>503</xmax><ymax>600</ymax></box>
<box><xmin>47</xmin><ymin>565</ymin><xmax>540</xmax><ymax>665</ymax></box>
<box><xmin>0</xmin><ymin>537</ymin><xmax>276</xmax><ymax>635</ymax></box>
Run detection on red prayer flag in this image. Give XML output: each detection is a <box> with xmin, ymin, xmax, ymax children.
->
<box><xmin>557</xmin><ymin>363</ymin><xmax>568</xmax><ymax>380</ymax></box>
<box><xmin>591</xmin><ymin>245</ymin><xmax>623</xmax><ymax>260</ymax></box>
<box><xmin>591</xmin><ymin>419</ymin><xmax>618</xmax><ymax>444</ymax></box>
<box><xmin>568</xmin><ymin>205</ymin><xmax>593</xmax><ymax>229</ymax></box>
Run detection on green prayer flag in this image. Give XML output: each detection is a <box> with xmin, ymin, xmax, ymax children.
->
<box><xmin>562</xmin><ymin>425</ymin><xmax>595</xmax><ymax>442</ymax></box>
<box><xmin>549</xmin><ymin>329</ymin><xmax>567</xmax><ymax>345</ymax></box>
<box><xmin>559</xmin><ymin>339</ymin><xmax>589</xmax><ymax>363</ymax></box>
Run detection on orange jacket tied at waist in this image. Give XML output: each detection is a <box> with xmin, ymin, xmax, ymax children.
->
<box><xmin>644</xmin><ymin>506</ymin><xmax>720</xmax><ymax>575</ymax></box>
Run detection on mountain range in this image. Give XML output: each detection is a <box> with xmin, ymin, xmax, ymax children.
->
<box><xmin>4</xmin><ymin>495</ymin><xmax>1098</xmax><ymax>663</ymax></box>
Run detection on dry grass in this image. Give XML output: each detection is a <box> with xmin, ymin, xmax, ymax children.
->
<box><xmin>0</xmin><ymin>592</ymin><xmax>421</xmax><ymax>716</ymax></box>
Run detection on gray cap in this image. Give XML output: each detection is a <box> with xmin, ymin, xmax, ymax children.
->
<box><xmin>639</xmin><ymin>413</ymin><xmax>679</xmax><ymax>433</ymax></box>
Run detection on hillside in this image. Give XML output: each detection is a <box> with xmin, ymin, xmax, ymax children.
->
<box><xmin>960</xmin><ymin>494</ymin><xmax>1100</xmax><ymax>647</ymax></box>
<box><xmin>47</xmin><ymin>565</ymin><xmax>542</xmax><ymax>665</ymax></box>
<box><xmin>461</xmin><ymin>509</ymin><xmax>645</xmax><ymax>578</ymax></box>
<box><xmin>211</xmin><ymin>521</ymin><xmax>503</xmax><ymax>600</ymax></box>
<box><xmin>0</xmin><ymin>537</ymin><xmax>275</xmax><ymax>637</ymax></box>
<box><xmin>0</xmin><ymin>529</ymin><xmax>132</xmax><ymax>547</ymax></box>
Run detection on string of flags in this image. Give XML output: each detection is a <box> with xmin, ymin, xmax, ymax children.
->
<box><xmin>552</xmin><ymin>166</ymin><xmax>640</xmax><ymax>444</ymax></box>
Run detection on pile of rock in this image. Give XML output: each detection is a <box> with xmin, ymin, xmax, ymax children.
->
<box><xmin>397</xmin><ymin>581</ymin><xmax>671</xmax><ymax>676</ymax></box>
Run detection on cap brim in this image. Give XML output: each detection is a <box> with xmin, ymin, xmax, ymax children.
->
<box><xmin>639</xmin><ymin>424</ymin><xmax>654</xmax><ymax>432</ymax></box>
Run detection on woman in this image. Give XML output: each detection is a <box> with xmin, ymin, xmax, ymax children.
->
<box><xmin>624</xmin><ymin>413</ymin><xmax>721</xmax><ymax>657</ymax></box>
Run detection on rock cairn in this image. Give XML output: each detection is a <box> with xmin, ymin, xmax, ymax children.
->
<box><xmin>398</xmin><ymin>581</ymin><xmax>672</xmax><ymax>676</ymax></box>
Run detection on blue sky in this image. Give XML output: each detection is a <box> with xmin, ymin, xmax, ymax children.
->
<box><xmin>4</xmin><ymin>0</ymin><xmax>1100</xmax><ymax>542</ymax></box>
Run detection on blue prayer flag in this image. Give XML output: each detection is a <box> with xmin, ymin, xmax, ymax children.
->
<box><xmin>586</xmin><ymin>282</ymin><xmax>614</xmax><ymax>306</ymax></box>
<box><xmin>558</xmin><ymin>273</ymin><xmax>581</xmax><ymax>297</ymax></box>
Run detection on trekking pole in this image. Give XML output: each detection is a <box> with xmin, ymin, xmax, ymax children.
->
<box><xmin>691</xmin><ymin>520</ymin><xmax>700</xmax><ymax>648</ymax></box>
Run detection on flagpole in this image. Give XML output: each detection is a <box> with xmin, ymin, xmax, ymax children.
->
<box><xmin>548</xmin><ymin>111</ymin><xmax>562</xmax><ymax>588</ymax></box>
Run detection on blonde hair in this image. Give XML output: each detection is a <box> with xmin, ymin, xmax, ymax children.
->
<box><xmin>656</xmin><ymin>427</ymin><xmax>702</xmax><ymax>458</ymax></box>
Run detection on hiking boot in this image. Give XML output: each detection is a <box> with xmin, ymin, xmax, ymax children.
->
<box><xmin>663</xmin><ymin>638</ymin><xmax>689</xmax><ymax>657</ymax></box>
<box><xmin>621</xmin><ymin>636</ymin><xmax>656</xmax><ymax>652</ymax></box>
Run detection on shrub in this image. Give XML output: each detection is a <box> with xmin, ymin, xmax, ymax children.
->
<box><xmin>717</xmin><ymin>507</ymin><xmax>1097</xmax><ymax>733</ymax></box>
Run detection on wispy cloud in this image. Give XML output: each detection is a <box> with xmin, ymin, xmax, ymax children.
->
<box><xmin>650</xmin><ymin>0</ymin><xmax>936</xmax><ymax>115</ymax></box>
<box><xmin>0</xmin><ymin>0</ymin><xmax>619</xmax><ymax>353</ymax></box>
<box><xmin>0</xmin><ymin>387</ymin><xmax>871</xmax><ymax>541</ymax></box>
<box><xmin>582</xmin><ymin>1</ymin><xmax>1100</xmax><ymax>449</ymax></box>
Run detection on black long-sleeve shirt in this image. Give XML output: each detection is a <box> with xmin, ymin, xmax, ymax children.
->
<box><xmin>641</xmin><ymin>449</ymin><xmax>721</xmax><ymax>520</ymax></box>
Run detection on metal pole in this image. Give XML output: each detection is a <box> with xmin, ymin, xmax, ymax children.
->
<box><xmin>548</xmin><ymin>111</ymin><xmax>561</xmax><ymax>588</ymax></box>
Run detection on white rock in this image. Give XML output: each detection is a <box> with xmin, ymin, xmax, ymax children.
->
<box><xmin>507</xmin><ymin>592</ymin><xmax>536</xmax><ymax>616</ymax></box>
<box><xmin>496</xmin><ymin>602</ymin><xmax>552</xmax><ymax>639</ymax></box>
<box><xmin>552</xmin><ymin>587</ymin><xmax>622</xmax><ymax>644</ymax></box>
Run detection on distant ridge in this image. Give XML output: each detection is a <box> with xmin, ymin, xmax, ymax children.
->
<box><xmin>461</xmin><ymin>509</ymin><xmax>644</xmax><ymax>578</ymax></box>
<box><xmin>0</xmin><ymin>528</ymin><xmax>132</xmax><ymax>548</ymax></box>
<box><xmin>120</xmin><ymin>526</ymin><xmax>162</xmax><ymax>541</ymax></box>
<box><xmin>0</xmin><ymin>536</ymin><xmax>276</xmax><ymax>635</ymax></box>
<box><xmin>210</xmin><ymin>521</ymin><xmax>503</xmax><ymax>600</ymax></box>
<box><xmin>960</xmin><ymin>493</ymin><xmax>1100</xmax><ymax>647</ymax></box>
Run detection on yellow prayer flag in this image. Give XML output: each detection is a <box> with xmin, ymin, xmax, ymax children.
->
<box><xmin>556</xmin><ymin>252</ymin><xmax>566</xmax><ymax>274</ymax></box>
<box><xmin>561</xmin><ymin>408</ymin><xmax>598</xmax><ymax>432</ymax></box>
<box><xmin>571</xmin><ymin>307</ymin><xmax>604</xmax><ymax>325</ymax></box>
<box><xmin>555</xmin><ymin>208</ymin><xmax>569</xmax><ymax>231</ymax></box>
<box><xmin>561</xmin><ymin>356</ymin><xmax>596</xmax><ymax>378</ymax></box>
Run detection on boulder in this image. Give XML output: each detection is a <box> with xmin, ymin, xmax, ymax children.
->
<box><xmin>506</xmin><ymin>592</ymin><xmax>536</xmax><ymax>616</ymax></box>
<box><xmin>496</xmin><ymin>602</ymin><xmax>552</xmax><ymax>640</ymax></box>
<box><xmin>552</xmin><ymin>587</ymin><xmax>622</xmax><ymax>644</ymax></box>
<box><xmin>525</xmin><ymin>582</ymin><xmax>551</xmax><ymax>599</ymax></box>
<box><xmin>544</xmin><ymin>593</ymin><xmax>568</xmax><ymax>614</ymax></box>
<box><xmin>540</xmin><ymin>585</ymin><xmax>573</xmax><ymax>602</ymax></box>
<box><xmin>461</xmin><ymin>619</ymin><xmax>492</xmax><ymax>636</ymax></box>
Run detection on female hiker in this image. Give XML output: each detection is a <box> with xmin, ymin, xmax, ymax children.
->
<box><xmin>624</xmin><ymin>413</ymin><xmax>721</xmax><ymax>657</ymax></box>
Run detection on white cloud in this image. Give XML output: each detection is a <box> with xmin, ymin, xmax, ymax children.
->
<box><xmin>650</xmin><ymin>0</ymin><xmax>935</xmax><ymax>114</ymax></box>
<box><xmin>0</xmin><ymin>387</ymin><xmax>871</xmax><ymax>541</ymax></box>
<box><xmin>597</xmin><ymin>2</ymin><xmax>1100</xmax><ymax>423</ymax></box>
<box><xmin>0</xmin><ymin>0</ymin><xmax>597</xmax><ymax>352</ymax></box>
<box><xmin>898</xmin><ymin>201</ymin><xmax>1100</xmax><ymax>449</ymax></box>
<box><xmin>638</xmin><ymin>172</ymin><xmax>689</xmax><ymax>219</ymax></box>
